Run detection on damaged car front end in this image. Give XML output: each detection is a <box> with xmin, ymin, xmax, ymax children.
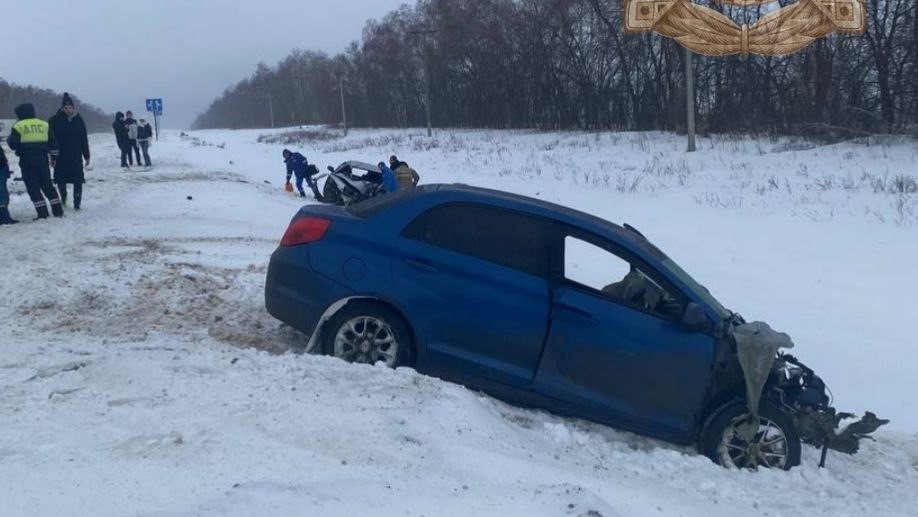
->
<box><xmin>769</xmin><ymin>352</ymin><xmax>888</xmax><ymax>466</ymax></box>
<box><xmin>701</xmin><ymin>313</ymin><xmax>889</xmax><ymax>469</ymax></box>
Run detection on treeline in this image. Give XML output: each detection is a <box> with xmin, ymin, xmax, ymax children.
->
<box><xmin>192</xmin><ymin>0</ymin><xmax>918</xmax><ymax>134</ymax></box>
<box><xmin>1</xmin><ymin>79</ymin><xmax>111</xmax><ymax>133</ymax></box>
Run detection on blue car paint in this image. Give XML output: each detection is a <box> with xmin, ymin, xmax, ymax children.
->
<box><xmin>393</xmin><ymin>236</ymin><xmax>552</xmax><ymax>390</ymax></box>
<box><xmin>265</xmin><ymin>185</ymin><xmax>723</xmax><ymax>444</ymax></box>
<box><xmin>535</xmin><ymin>286</ymin><xmax>714</xmax><ymax>438</ymax></box>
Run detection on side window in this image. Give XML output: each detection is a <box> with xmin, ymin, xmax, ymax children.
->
<box><xmin>563</xmin><ymin>235</ymin><xmax>686</xmax><ymax>320</ymax></box>
<box><xmin>565</xmin><ymin>236</ymin><xmax>630</xmax><ymax>291</ymax></box>
<box><xmin>403</xmin><ymin>204</ymin><xmax>549</xmax><ymax>277</ymax></box>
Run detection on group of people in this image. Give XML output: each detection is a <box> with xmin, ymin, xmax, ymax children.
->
<box><xmin>1</xmin><ymin>93</ymin><xmax>90</xmax><ymax>224</ymax></box>
<box><xmin>113</xmin><ymin>110</ymin><xmax>153</xmax><ymax>168</ymax></box>
<box><xmin>282</xmin><ymin>150</ymin><xmax>420</xmax><ymax>200</ymax></box>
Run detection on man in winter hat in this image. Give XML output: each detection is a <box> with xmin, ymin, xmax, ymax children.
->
<box><xmin>48</xmin><ymin>92</ymin><xmax>91</xmax><ymax>210</ymax></box>
<box><xmin>113</xmin><ymin>112</ymin><xmax>130</xmax><ymax>167</ymax></box>
<box><xmin>282</xmin><ymin>149</ymin><xmax>320</xmax><ymax>199</ymax></box>
<box><xmin>0</xmin><ymin>144</ymin><xmax>18</xmax><ymax>224</ymax></box>
<box><xmin>6</xmin><ymin>103</ymin><xmax>63</xmax><ymax>219</ymax></box>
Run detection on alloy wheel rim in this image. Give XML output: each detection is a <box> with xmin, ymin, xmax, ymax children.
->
<box><xmin>717</xmin><ymin>415</ymin><xmax>789</xmax><ymax>469</ymax></box>
<box><xmin>333</xmin><ymin>316</ymin><xmax>399</xmax><ymax>367</ymax></box>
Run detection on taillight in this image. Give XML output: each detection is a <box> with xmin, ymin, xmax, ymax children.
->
<box><xmin>280</xmin><ymin>217</ymin><xmax>331</xmax><ymax>247</ymax></box>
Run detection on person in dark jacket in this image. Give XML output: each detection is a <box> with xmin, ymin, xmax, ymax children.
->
<box><xmin>282</xmin><ymin>149</ymin><xmax>320</xmax><ymax>198</ymax></box>
<box><xmin>48</xmin><ymin>93</ymin><xmax>90</xmax><ymax>210</ymax></box>
<box><xmin>0</xmin><ymin>144</ymin><xmax>17</xmax><ymax>224</ymax></box>
<box><xmin>113</xmin><ymin>112</ymin><xmax>130</xmax><ymax>168</ymax></box>
<box><xmin>7</xmin><ymin>103</ymin><xmax>63</xmax><ymax>219</ymax></box>
<box><xmin>124</xmin><ymin>111</ymin><xmax>141</xmax><ymax>165</ymax></box>
<box><xmin>137</xmin><ymin>118</ymin><xmax>153</xmax><ymax>167</ymax></box>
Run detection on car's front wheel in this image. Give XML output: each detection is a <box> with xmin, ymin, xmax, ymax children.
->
<box><xmin>700</xmin><ymin>400</ymin><xmax>801</xmax><ymax>470</ymax></box>
<box><xmin>322</xmin><ymin>302</ymin><xmax>413</xmax><ymax>368</ymax></box>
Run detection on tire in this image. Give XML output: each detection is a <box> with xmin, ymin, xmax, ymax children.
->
<box><xmin>699</xmin><ymin>400</ymin><xmax>801</xmax><ymax>470</ymax></box>
<box><xmin>321</xmin><ymin>302</ymin><xmax>413</xmax><ymax>368</ymax></box>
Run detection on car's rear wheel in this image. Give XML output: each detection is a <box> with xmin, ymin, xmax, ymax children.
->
<box><xmin>700</xmin><ymin>400</ymin><xmax>801</xmax><ymax>470</ymax></box>
<box><xmin>322</xmin><ymin>302</ymin><xmax>413</xmax><ymax>368</ymax></box>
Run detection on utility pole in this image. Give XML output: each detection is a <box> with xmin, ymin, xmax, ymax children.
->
<box><xmin>412</xmin><ymin>27</ymin><xmax>438</xmax><ymax>137</ymax></box>
<box><xmin>685</xmin><ymin>46</ymin><xmax>696</xmax><ymax>152</ymax></box>
<box><xmin>338</xmin><ymin>72</ymin><xmax>348</xmax><ymax>136</ymax></box>
<box><xmin>424</xmin><ymin>53</ymin><xmax>432</xmax><ymax>137</ymax></box>
<box><xmin>267</xmin><ymin>89</ymin><xmax>275</xmax><ymax>128</ymax></box>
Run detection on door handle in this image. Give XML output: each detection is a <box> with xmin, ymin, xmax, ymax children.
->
<box><xmin>404</xmin><ymin>257</ymin><xmax>439</xmax><ymax>274</ymax></box>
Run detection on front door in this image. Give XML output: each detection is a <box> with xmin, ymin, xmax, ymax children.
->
<box><xmin>532</xmin><ymin>234</ymin><xmax>714</xmax><ymax>439</ymax></box>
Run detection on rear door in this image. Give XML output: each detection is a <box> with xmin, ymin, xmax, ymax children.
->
<box><xmin>532</xmin><ymin>232</ymin><xmax>715</xmax><ymax>438</ymax></box>
<box><xmin>394</xmin><ymin>203</ymin><xmax>553</xmax><ymax>389</ymax></box>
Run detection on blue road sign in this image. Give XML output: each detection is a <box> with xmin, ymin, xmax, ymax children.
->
<box><xmin>146</xmin><ymin>98</ymin><xmax>163</xmax><ymax>116</ymax></box>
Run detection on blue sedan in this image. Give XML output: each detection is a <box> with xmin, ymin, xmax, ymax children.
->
<box><xmin>265</xmin><ymin>184</ymin><xmax>881</xmax><ymax>469</ymax></box>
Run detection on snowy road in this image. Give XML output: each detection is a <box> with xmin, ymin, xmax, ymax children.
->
<box><xmin>1</xmin><ymin>128</ymin><xmax>916</xmax><ymax>516</ymax></box>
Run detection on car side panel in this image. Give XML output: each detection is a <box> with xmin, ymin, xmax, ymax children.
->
<box><xmin>265</xmin><ymin>244</ymin><xmax>353</xmax><ymax>335</ymax></box>
<box><xmin>393</xmin><ymin>238</ymin><xmax>551</xmax><ymax>389</ymax></box>
<box><xmin>534</xmin><ymin>286</ymin><xmax>715</xmax><ymax>440</ymax></box>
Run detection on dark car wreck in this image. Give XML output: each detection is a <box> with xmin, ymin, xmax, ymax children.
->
<box><xmin>265</xmin><ymin>184</ymin><xmax>888</xmax><ymax>470</ymax></box>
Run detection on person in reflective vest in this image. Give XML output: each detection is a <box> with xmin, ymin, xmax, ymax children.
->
<box><xmin>6</xmin><ymin>103</ymin><xmax>63</xmax><ymax>219</ymax></box>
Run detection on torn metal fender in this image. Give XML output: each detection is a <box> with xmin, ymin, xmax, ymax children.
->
<box><xmin>732</xmin><ymin>321</ymin><xmax>794</xmax><ymax>438</ymax></box>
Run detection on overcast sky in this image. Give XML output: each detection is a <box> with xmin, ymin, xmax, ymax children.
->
<box><xmin>5</xmin><ymin>0</ymin><xmax>408</xmax><ymax>128</ymax></box>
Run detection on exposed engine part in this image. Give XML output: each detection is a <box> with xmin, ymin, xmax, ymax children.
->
<box><xmin>769</xmin><ymin>353</ymin><xmax>889</xmax><ymax>466</ymax></box>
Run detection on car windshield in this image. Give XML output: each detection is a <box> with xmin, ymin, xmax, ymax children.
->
<box><xmin>659</xmin><ymin>258</ymin><xmax>731</xmax><ymax>319</ymax></box>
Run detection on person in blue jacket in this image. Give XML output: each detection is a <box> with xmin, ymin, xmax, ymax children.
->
<box><xmin>282</xmin><ymin>149</ymin><xmax>319</xmax><ymax>198</ymax></box>
<box><xmin>377</xmin><ymin>162</ymin><xmax>398</xmax><ymax>193</ymax></box>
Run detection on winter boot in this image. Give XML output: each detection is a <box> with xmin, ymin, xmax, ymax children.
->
<box><xmin>50</xmin><ymin>199</ymin><xmax>64</xmax><ymax>218</ymax></box>
<box><xmin>0</xmin><ymin>206</ymin><xmax>18</xmax><ymax>225</ymax></box>
<box><xmin>34</xmin><ymin>202</ymin><xmax>50</xmax><ymax>220</ymax></box>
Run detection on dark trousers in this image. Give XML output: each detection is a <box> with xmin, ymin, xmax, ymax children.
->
<box><xmin>294</xmin><ymin>172</ymin><xmax>322</xmax><ymax>199</ymax></box>
<box><xmin>21</xmin><ymin>162</ymin><xmax>61</xmax><ymax>216</ymax></box>
<box><xmin>128</xmin><ymin>140</ymin><xmax>141</xmax><ymax>165</ymax></box>
<box><xmin>139</xmin><ymin>140</ymin><xmax>151</xmax><ymax>166</ymax></box>
<box><xmin>57</xmin><ymin>182</ymin><xmax>83</xmax><ymax>209</ymax></box>
<box><xmin>0</xmin><ymin>176</ymin><xmax>9</xmax><ymax>207</ymax></box>
<box><xmin>120</xmin><ymin>145</ymin><xmax>130</xmax><ymax>167</ymax></box>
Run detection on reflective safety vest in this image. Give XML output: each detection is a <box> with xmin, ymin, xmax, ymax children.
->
<box><xmin>12</xmin><ymin>118</ymin><xmax>50</xmax><ymax>143</ymax></box>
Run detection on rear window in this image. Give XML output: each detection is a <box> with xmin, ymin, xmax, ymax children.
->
<box><xmin>402</xmin><ymin>203</ymin><xmax>551</xmax><ymax>278</ymax></box>
<box><xmin>346</xmin><ymin>187</ymin><xmax>426</xmax><ymax>218</ymax></box>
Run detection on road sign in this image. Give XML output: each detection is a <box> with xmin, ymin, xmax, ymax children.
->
<box><xmin>145</xmin><ymin>98</ymin><xmax>163</xmax><ymax>141</ymax></box>
<box><xmin>145</xmin><ymin>98</ymin><xmax>163</xmax><ymax>116</ymax></box>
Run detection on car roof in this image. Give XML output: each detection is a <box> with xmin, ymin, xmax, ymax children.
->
<box><xmin>336</xmin><ymin>161</ymin><xmax>380</xmax><ymax>173</ymax></box>
<box><xmin>398</xmin><ymin>184</ymin><xmax>666</xmax><ymax>257</ymax></box>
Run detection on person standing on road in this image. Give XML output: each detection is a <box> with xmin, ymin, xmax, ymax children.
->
<box><xmin>137</xmin><ymin>118</ymin><xmax>153</xmax><ymax>168</ymax></box>
<box><xmin>113</xmin><ymin>112</ymin><xmax>130</xmax><ymax>168</ymax></box>
<box><xmin>124</xmin><ymin>111</ymin><xmax>141</xmax><ymax>166</ymax></box>
<box><xmin>283</xmin><ymin>149</ymin><xmax>320</xmax><ymax>199</ymax></box>
<box><xmin>7</xmin><ymin>103</ymin><xmax>63</xmax><ymax>219</ymax></box>
<box><xmin>0</xmin><ymin>143</ymin><xmax>18</xmax><ymax>224</ymax></box>
<box><xmin>48</xmin><ymin>93</ymin><xmax>90</xmax><ymax>210</ymax></box>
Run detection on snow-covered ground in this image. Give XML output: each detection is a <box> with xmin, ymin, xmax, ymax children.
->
<box><xmin>1</xmin><ymin>127</ymin><xmax>916</xmax><ymax>516</ymax></box>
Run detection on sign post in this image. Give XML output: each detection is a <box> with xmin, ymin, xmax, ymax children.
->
<box><xmin>145</xmin><ymin>98</ymin><xmax>163</xmax><ymax>141</ymax></box>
